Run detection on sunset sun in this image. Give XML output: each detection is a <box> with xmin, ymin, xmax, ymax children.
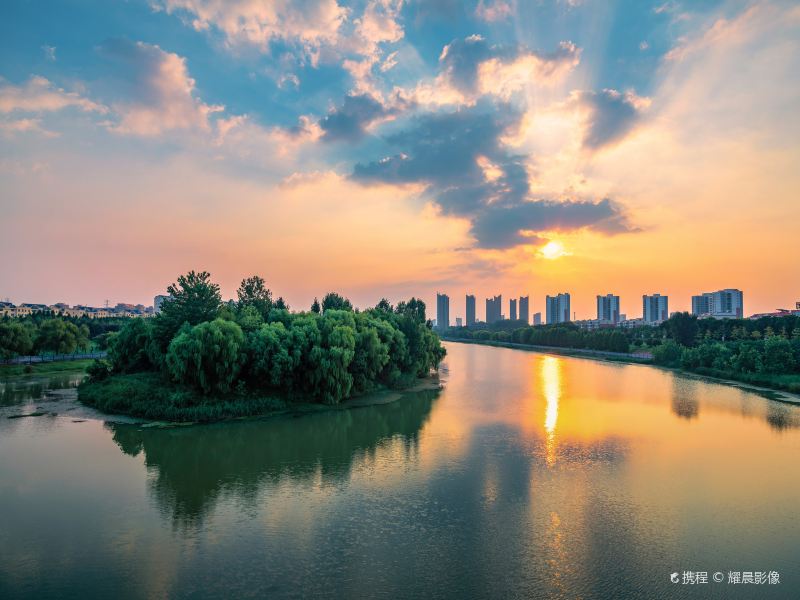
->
<box><xmin>540</xmin><ymin>240</ymin><xmax>568</xmax><ymax>260</ymax></box>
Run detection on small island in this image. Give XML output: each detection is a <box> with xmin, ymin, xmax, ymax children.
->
<box><xmin>78</xmin><ymin>271</ymin><xmax>446</xmax><ymax>422</ymax></box>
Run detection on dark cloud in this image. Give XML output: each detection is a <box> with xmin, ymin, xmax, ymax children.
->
<box><xmin>352</xmin><ymin>106</ymin><xmax>634</xmax><ymax>248</ymax></box>
<box><xmin>439</xmin><ymin>35</ymin><xmax>580</xmax><ymax>94</ymax></box>
<box><xmin>319</xmin><ymin>93</ymin><xmax>388</xmax><ymax>142</ymax></box>
<box><xmin>576</xmin><ymin>89</ymin><xmax>643</xmax><ymax>150</ymax></box>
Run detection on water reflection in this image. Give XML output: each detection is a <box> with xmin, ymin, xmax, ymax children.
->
<box><xmin>670</xmin><ymin>376</ymin><xmax>699</xmax><ymax>420</ymax></box>
<box><xmin>107</xmin><ymin>388</ymin><xmax>439</xmax><ymax>527</ymax></box>
<box><xmin>541</xmin><ymin>356</ymin><xmax>561</xmax><ymax>467</ymax></box>
<box><xmin>0</xmin><ymin>373</ymin><xmax>83</xmax><ymax>406</ymax></box>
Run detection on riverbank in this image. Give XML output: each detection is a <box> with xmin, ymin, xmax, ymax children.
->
<box><xmin>0</xmin><ymin>359</ymin><xmax>95</xmax><ymax>378</ymax></box>
<box><xmin>78</xmin><ymin>371</ymin><xmax>443</xmax><ymax>424</ymax></box>
<box><xmin>442</xmin><ymin>338</ymin><xmax>800</xmax><ymax>405</ymax></box>
<box><xmin>440</xmin><ymin>336</ymin><xmax>652</xmax><ymax>364</ymax></box>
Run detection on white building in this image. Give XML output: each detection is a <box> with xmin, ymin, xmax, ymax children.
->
<box><xmin>692</xmin><ymin>289</ymin><xmax>743</xmax><ymax>319</ymax></box>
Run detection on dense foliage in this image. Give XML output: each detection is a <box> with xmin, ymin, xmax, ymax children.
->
<box><xmin>82</xmin><ymin>271</ymin><xmax>446</xmax><ymax>415</ymax></box>
<box><xmin>0</xmin><ymin>318</ymin><xmax>92</xmax><ymax>358</ymax></box>
<box><xmin>445</xmin><ymin>322</ymin><xmax>631</xmax><ymax>353</ymax></box>
<box><xmin>651</xmin><ymin>314</ymin><xmax>800</xmax><ymax>392</ymax></box>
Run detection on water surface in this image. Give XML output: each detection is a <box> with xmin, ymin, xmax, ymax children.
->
<box><xmin>1</xmin><ymin>342</ymin><xmax>798</xmax><ymax>599</ymax></box>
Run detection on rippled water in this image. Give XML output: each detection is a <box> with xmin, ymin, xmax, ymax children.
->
<box><xmin>1</xmin><ymin>342</ymin><xmax>799</xmax><ymax>599</ymax></box>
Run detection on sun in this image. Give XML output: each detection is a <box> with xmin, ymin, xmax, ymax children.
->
<box><xmin>540</xmin><ymin>240</ymin><xmax>568</xmax><ymax>260</ymax></box>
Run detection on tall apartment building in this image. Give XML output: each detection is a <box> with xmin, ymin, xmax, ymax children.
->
<box><xmin>692</xmin><ymin>289</ymin><xmax>743</xmax><ymax>319</ymax></box>
<box><xmin>643</xmin><ymin>294</ymin><xmax>669</xmax><ymax>323</ymax></box>
<box><xmin>465</xmin><ymin>294</ymin><xmax>476</xmax><ymax>326</ymax></box>
<box><xmin>519</xmin><ymin>296</ymin><xmax>529</xmax><ymax>324</ymax></box>
<box><xmin>533</xmin><ymin>312</ymin><xmax>542</xmax><ymax>326</ymax></box>
<box><xmin>436</xmin><ymin>293</ymin><xmax>450</xmax><ymax>330</ymax></box>
<box><xmin>509</xmin><ymin>298</ymin><xmax>517</xmax><ymax>321</ymax></box>
<box><xmin>596</xmin><ymin>294</ymin><xmax>621</xmax><ymax>323</ymax></box>
<box><xmin>485</xmin><ymin>295</ymin><xmax>502</xmax><ymax>324</ymax></box>
<box><xmin>545</xmin><ymin>293</ymin><xmax>571</xmax><ymax>324</ymax></box>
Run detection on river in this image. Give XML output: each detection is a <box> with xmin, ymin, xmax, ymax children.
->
<box><xmin>1</xmin><ymin>342</ymin><xmax>798</xmax><ymax>599</ymax></box>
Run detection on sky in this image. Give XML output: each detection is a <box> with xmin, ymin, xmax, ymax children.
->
<box><xmin>1</xmin><ymin>0</ymin><xmax>798</xmax><ymax>321</ymax></box>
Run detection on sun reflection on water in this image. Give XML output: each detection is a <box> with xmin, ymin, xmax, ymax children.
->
<box><xmin>541</xmin><ymin>356</ymin><xmax>562</xmax><ymax>467</ymax></box>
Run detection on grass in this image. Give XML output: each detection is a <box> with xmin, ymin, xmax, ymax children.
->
<box><xmin>687</xmin><ymin>367</ymin><xmax>800</xmax><ymax>394</ymax></box>
<box><xmin>0</xmin><ymin>359</ymin><xmax>94</xmax><ymax>378</ymax></box>
<box><xmin>78</xmin><ymin>372</ymin><xmax>288</xmax><ymax>422</ymax></box>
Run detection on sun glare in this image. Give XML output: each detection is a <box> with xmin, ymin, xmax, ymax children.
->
<box><xmin>540</xmin><ymin>240</ymin><xmax>568</xmax><ymax>260</ymax></box>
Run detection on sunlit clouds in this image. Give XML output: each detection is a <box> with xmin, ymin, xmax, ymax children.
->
<box><xmin>0</xmin><ymin>0</ymin><xmax>798</xmax><ymax>315</ymax></box>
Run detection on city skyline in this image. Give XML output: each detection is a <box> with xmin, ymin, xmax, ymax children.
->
<box><xmin>1</xmin><ymin>1</ymin><xmax>799</xmax><ymax>317</ymax></box>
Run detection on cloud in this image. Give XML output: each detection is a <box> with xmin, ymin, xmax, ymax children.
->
<box><xmin>415</xmin><ymin>35</ymin><xmax>580</xmax><ymax>106</ymax></box>
<box><xmin>0</xmin><ymin>117</ymin><xmax>58</xmax><ymax>137</ymax></box>
<box><xmin>41</xmin><ymin>45</ymin><xmax>56</xmax><ymax>61</ymax></box>
<box><xmin>573</xmin><ymin>88</ymin><xmax>648</xmax><ymax>150</ymax></box>
<box><xmin>99</xmin><ymin>39</ymin><xmax>222</xmax><ymax>136</ymax></box>
<box><xmin>0</xmin><ymin>75</ymin><xmax>106</xmax><ymax>114</ymax></box>
<box><xmin>352</xmin><ymin>106</ymin><xmax>633</xmax><ymax>247</ymax></box>
<box><xmin>154</xmin><ymin>0</ymin><xmax>348</xmax><ymax>63</ymax></box>
<box><xmin>475</xmin><ymin>0</ymin><xmax>513</xmax><ymax>22</ymax></box>
<box><xmin>319</xmin><ymin>91</ymin><xmax>409</xmax><ymax>141</ymax></box>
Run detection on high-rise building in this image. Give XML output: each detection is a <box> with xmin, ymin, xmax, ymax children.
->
<box><xmin>466</xmin><ymin>294</ymin><xmax>476</xmax><ymax>326</ymax></box>
<box><xmin>692</xmin><ymin>289</ymin><xmax>743</xmax><ymax>319</ymax></box>
<box><xmin>485</xmin><ymin>295</ymin><xmax>502</xmax><ymax>324</ymax></box>
<box><xmin>510</xmin><ymin>298</ymin><xmax>517</xmax><ymax>321</ymax></box>
<box><xmin>596</xmin><ymin>294</ymin><xmax>621</xmax><ymax>323</ymax></box>
<box><xmin>519</xmin><ymin>296</ymin><xmax>529</xmax><ymax>324</ymax></box>
<box><xmin>153</xmin><ymin>294</ymin><xmax>170</xmax><ymax>313</ymax></box>
<box><xmin>455</xmin><ymin>317</ymin><xmax>463</xmax><ymax>327</ymax></box>
<box><xmin>691</xmin><ymin>293</ymin><xmax>712</xmax><ymax>316</ymax></box>
<box><xmin>643</xmin><ymin>294</ymin><xmax>669</xmax><ymax>323</ymax></box>
<box><xmin>545</xmin><ymin>293</ymin><xmax>571</xmax><ymax>324</ymax></box>
<box><xmin>533</xmin><ymin>312</ymin><xmax>542</xmax><ymax>326</ymax></box>
<box><xmin>436</xmin><ymin>293</ymin><xmax>450</xmax><ymax>330</ymax></box>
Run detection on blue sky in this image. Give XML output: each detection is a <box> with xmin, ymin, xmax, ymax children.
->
<box><xmin>1</xmin><ymin>1</ymin><xmax>798</xmax><ymax>318</ymax></box>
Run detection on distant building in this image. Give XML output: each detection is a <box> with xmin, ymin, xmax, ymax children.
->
<box><xmin>154</xmin><ymin>295</ymin><xmax>170</xmax><ymax>314</ymax></box>
<box><xmin>620</xmin><ymin>318</ymin><xmax>646</xmax><ymax>329</ymax></box>
<box><xmin>509</xmin><ymin>298</ymin><xmax>517</xmax><ymax>321</ymax></box>
<box><xmin>436</xmin><ymin>293</ymin><xmax>450</xmax><ymax>330</ymax></box>
<box><xmin>455</xmin><ymin>317</ymin><xmax>463</xmax><ymax>327</ymax></box>
<box><xmin>596</xmin><ymin>294</ymin><xmax>620</xmax><ymax>324</ymax></box>
<box><xmin>466</xmin><ymin>294</ymin><xmax>476</xmax><ymax>326</ymax></box>
<box><xmin>691</xmin><ymin>293</ymin><xmax>712</xmax><ymax>316</ymax></box>
<box><xmin>692</xmin><ymin>289</ymin><xmax>743</xmax><ymax>319</ymax></box>
<box><xmin>545</xmin><ymin>293</ymin><xmax>570</xmax><ymax>324</ymax></box>
<box><xmin>519</xmin><ymin>296</ymin><xmax>529</xmax><ymax>324</ymax></box>
<box><xmin>748</xmin><ymin>308</ymin><xmax>800</xmax><ymax>319</ymax></box>
<box><xmin>643</xmin><ymin>294</ymin><xmax>669</xmax><ymax>323</ymax></box>
<box><xmin>533</xmin><ymin>312</ymin><xmax>542</xmax><ymax>326</ymax></box>
<box><xmin>485</xmin><ymin>295</ymin><xmax>502</xmax><ymax>324</ymax></box>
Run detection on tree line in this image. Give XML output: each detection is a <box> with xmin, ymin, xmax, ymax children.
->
<box><xmin>91</xmin><ymin>271</ymin><xmax>446</xmax><ymax>405</ymax></box>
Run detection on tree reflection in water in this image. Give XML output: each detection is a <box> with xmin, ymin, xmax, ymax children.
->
<box><xmin>107</xmin><ymin>388</ymin><xmax>439</xmax><ymax>527</ymax></box>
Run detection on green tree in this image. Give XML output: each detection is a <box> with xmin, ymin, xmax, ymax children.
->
<box><xmin>762</xmin><ymin>336</ymin><xmax>795</xmax><ymax>373</ymax></box>
<box><xmin>35</xmin><ymin>319</ymin><xmax>89</xmax><ymax>354</ymax></box>
<box><xmin>109</xmin><ymin>318</ymin><xmax>152</xmax><ymax>373</ymax></box>
<box><xmin>247</xmin><ymin>322</ymin><xmax>296</xmax><ymax>388</ymax></box>
<box><xmin>310</xmin><ymin>297</ymin><xmax>321</xmax><ymax>314</ymax></box>
<box><xmin>237</xmin><ymin>275</ymin><xmax>273</xmax><ymax>319</ymax></box>
<box><xmin>322</xmin><ymin>292</ymin><xmax>353</xmax><ymax>312</ymax></box>
<box><xmin>151</xmin><ymin>271</ymin><xmax>222</xmax><ymax>361</ymax></box>
<box><xmin>653</xmin><ymin>340</ymin><xmax>682</xmax><ymax>367</ymax></box>
<box><xmin>235</xmin><ymin>305</ymin><xmax>264</xmax><ymax>332</ymax></box>
<box><xmin>306</xmin><ymin>310</ymin><xmax>356</xmax><ymax>404</ymax></box>
<box><xmin>664</xmin><ymin>312</ymin><xmax>699</xmax><ymax>347</ymax></box>
<box><xmin>0</xmin><ymin>321</ymin><xmax>34</xmax><ymax>358</ymax></box>
<box><xmin>166</xmin><ymin>319</ymin><xmax>246</xmax><ymax>394</ymax></box>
